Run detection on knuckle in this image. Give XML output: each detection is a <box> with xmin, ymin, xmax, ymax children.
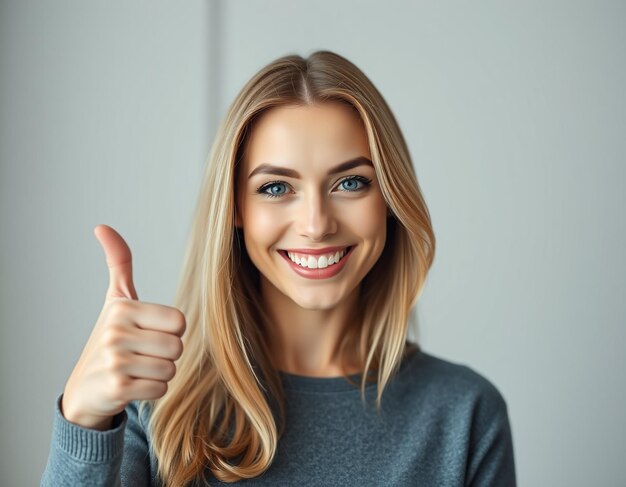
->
<box><xmin>107</xmin><ymin>353</ymin><xmax>128</xmax><ymax>374</ymax></box>
<box><xmin>101</xmin><ymin>326</ymin><xmax>125</xmax><ymax>348</ymax></box>
<box><xmin>173</xmin><ymin>308</ymin><xmax>186</xmax><ymax>335</ymax></box>
<box><xmin>107</xmin><ymin>300</ymin><xmax>133</xmax><ymax>322</ymax></box>
<box><xmin>170</xmin><ymin>338</ymin><xmax>183</xmax><ymax>359</ymax></box>
<box><xmin>110</xmin><ymin>374</ymin><xmax>131</xmax><ymax>393</ymax></box>
<box><xmin>163</xmin><ymin>361</ymin><xmax>176</xmax><ymax>380</ymax></box>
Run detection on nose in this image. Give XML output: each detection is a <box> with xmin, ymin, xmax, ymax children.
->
<box><xmin>294</xmin><ymin>190</ymin><xmax>337</xmax><ymax>242</ymax></box>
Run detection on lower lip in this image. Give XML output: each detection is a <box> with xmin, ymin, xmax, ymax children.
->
<box><xmin>278</xmin><ymin>246</ymin><xmax>355</xmax><ymax>280</ymax></box>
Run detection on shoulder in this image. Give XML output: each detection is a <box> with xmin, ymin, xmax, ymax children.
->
<box><xmin>393</xmin><ymin>350</ymin><xmax>517</xmax><ymax>484</ymax></box>
<box><xmin>397</xmin><ymin>348</ymin><xmax>509</xmax><ymax>417</ymax></box>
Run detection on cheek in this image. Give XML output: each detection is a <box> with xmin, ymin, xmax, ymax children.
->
<box><xmin>243</xmin><ymin>201</ymin><xmax>282</xmax><ymax>248</ymax></box>
<box><xmin>341</xmin><ymin>197</ymin><xmax>387</xmax><ymax>240</ymax></box>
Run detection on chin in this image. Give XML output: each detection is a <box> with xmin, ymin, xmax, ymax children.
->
<box><xmin>288</xmin><ymin>291</ymin><xmax>344</xmax><ymax>311</ymax></box>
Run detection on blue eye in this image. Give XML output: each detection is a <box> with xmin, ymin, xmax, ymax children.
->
<box><xmin>256</xmin><ymin>176</ymin><xmax>372</xmax><ymax>199</ymax></box>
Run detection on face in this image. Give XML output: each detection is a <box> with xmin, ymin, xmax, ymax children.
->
<box><xmin>235</xmin><ymin>102</ymin><xmax>389</xmax><ymax>311</ymax></box>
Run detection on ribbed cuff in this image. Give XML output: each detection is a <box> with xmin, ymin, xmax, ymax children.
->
<box><xmin>53</xmin><ymin>392</ymin><xmax>128</xmax><ymax>462</ymax></box>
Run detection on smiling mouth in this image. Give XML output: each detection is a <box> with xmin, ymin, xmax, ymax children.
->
<box><xmin>277</xmin><ymin>245</ymin><xmax>355</xmax><ymax>270</ymax></box>
<box><xmin>278</xmin><ymin>245</ymin><xmax>353</xmax><ymax>259</ymax></box>
<box><xmin>277</xmin><ymin>245</ymin><xmax>356</xmax><ymax>278</ymax></box>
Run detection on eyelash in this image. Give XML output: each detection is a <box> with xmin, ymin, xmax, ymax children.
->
<box><xmin>256</xmin><ymin>176</ymin><xmax>373</xmax><ymax>199</ymax></box>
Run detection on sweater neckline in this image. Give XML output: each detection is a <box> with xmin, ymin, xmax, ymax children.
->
<box><xmin>278</xmin><ymin>345</ymin><xmax>421</xmax><ymax>393</ymax></box>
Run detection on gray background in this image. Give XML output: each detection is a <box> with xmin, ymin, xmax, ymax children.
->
<box><xmin>1</xmin><ymin>1</ymin><xmax>624</xmax><ymax>486</ymax></box>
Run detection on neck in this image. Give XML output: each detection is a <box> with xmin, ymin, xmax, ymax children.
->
<box><xmin>259</xmin><ymin>278</ymin><xmax>363</xmax><ymax>377</ymax></box>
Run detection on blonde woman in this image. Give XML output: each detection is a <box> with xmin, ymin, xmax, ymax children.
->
<box><xmin>41</xmin><ymin>50</ymin><xmax>516</xmax><ymax>486</ymax></box>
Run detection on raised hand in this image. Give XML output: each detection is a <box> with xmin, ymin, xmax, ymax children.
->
<box><xmin>60</xmin><ymin>224</ymin><xmax>186</xmax><ymax>430</ymax></box>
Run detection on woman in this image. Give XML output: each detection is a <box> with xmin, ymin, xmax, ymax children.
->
<box><xmin>41</xmin><ymin>50</ymin><xmax>516</xmax><ymax>486</ymax></box>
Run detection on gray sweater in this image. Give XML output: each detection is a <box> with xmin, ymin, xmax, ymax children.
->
<box><xmin>41</xmin><ymin>347</ymin><xmax>516</xmax><ymax>486</ymax></box>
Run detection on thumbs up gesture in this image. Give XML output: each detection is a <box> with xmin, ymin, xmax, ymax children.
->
<box><xmin>61</xmin><ymin>225</ymin><xmax>186</xmax><ymax>430</ymax></box>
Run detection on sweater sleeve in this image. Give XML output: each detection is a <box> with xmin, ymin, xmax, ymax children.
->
<box><xmin>40</xmin><ymin>392</ymin><xmax>151</xmax><ymax>487</ymax></box>
<box><xmin>465</xmin><ymin>381</ymin><xmax>517</xmax><ymax>487</ymax></box>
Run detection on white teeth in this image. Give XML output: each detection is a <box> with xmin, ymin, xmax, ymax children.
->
<box><xmin>286</xmin><ymin>248</ymin><xmax>348</xmax><ymax>268</ymax></box>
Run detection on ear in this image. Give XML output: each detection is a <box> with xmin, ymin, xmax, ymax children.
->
<box><xmin>234</xmin><ymin>207</ymin><xmax>243</xmax><ymax>228</ymax></box>
<box><xmin>233</xmin><ymin>191</ymin><xmax>242</xmax><ymax>228</ymax></box>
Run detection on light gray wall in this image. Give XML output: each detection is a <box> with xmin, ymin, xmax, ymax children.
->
<box><xmin>0</xmin><ymin>1</ymin><xmax>213</xmax><ymax>485</ymax></box>
<box><xmin>1</xmin><ymin>1</ymin><xmax>624</xmax><ymax>486</ymax></box>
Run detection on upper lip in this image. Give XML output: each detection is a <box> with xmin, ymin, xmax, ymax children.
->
<box><xmin>280</xmin><ymin>245</ymin><xmax>353</xmax><ymax>255</ymax></box>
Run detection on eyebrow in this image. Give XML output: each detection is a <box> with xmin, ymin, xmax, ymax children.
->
<box><xmin>247</xmin><ymin>156</ymin><xmax>374</xmax><ymax>180</ymax></box>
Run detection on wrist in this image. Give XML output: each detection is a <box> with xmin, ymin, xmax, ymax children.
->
<box><xmin>61</xmin><ymin>396</ymin><xmax>114</xmax><ymax>431</ymax></box>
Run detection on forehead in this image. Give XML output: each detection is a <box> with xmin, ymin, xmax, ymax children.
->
<box><xmin>242</xmin><ymin>102</ymin><xmax>370</xmax><ymax>171</ymax></box>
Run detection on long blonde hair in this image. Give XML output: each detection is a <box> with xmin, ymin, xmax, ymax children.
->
<box><xmin>139</xmin><ymin>49</ymin><xmax>436</xmax><ymax>486</ymax></box>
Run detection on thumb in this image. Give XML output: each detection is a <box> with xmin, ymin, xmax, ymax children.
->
<box><xmin>93</xmin><ymin>224</ymin><xmax>139</xmax><ymax>301</ymax></box>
